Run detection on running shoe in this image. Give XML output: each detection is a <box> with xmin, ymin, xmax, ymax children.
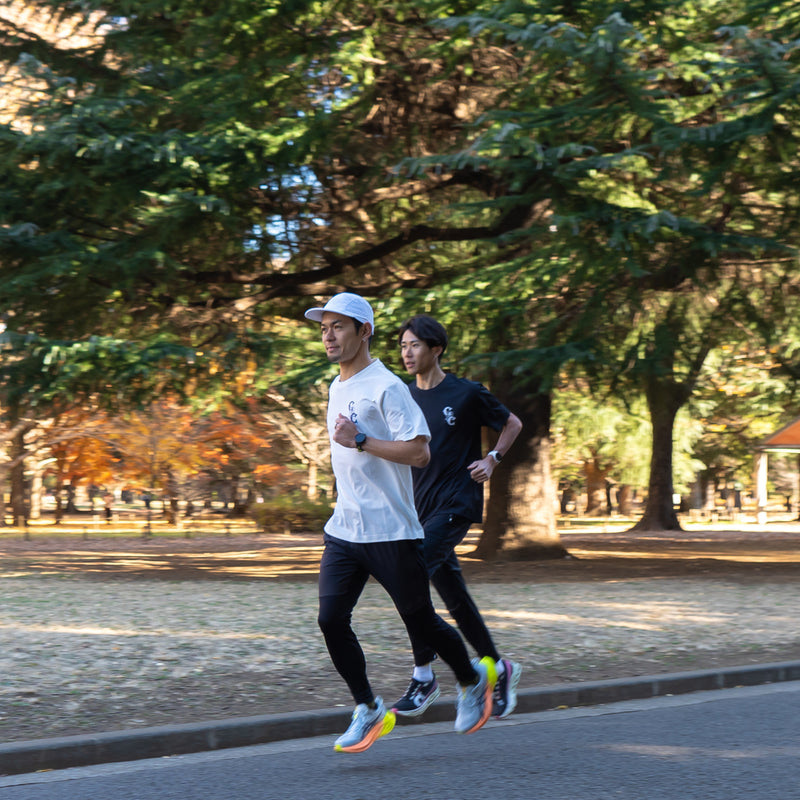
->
<box><xmin>334</xmin><ymin>697</ymin><xmax>396</xmax><ymax>753</ymax></box>
<box><xmin>492</xmin><ymin>658</ymin><xmax>522</xmax><ymax>718</ymax></box>
<box><xmin>392</xmin><ymin>674</ymin><xmax>441</xmax><ymax>717</ymax></box>
<box><xmin>454</xmin><ymin>656</ymin><xmax>497</xmax><ymax>734</ymax></box>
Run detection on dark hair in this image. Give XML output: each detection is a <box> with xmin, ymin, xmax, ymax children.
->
<box><xmin>397</xmin><ymin>315</ymin><xmax>448</xmax><ymax>356</ymax></box>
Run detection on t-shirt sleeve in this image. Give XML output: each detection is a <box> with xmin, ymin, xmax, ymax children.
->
<box><xmin>474</xmin><ymin>383</ymin><xmax>511</xmax><ymax>432</ymax></box>
<box><xmin>383</xmin><ymin>381</ymin><xmax>431</xmax><ymax>442</ymax></box>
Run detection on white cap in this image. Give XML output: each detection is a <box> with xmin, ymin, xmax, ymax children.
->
<box><xmin>304</xmin><ymin>292</ymin><xmax>375</xmax><ymax>333</ymax></box>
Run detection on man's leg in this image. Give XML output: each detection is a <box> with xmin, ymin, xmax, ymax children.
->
<box><xmin>370</xmin><ymin>538</ymin><xmax>496</xmax><ymax>732</ymax></box>
<box><xmin>425</xmin><ymin>516</ymin><xmax>523</xmax><ymax>719</ymax></box>
<box><xmin>317</xmin><ymin>534</ymin><xmax>373</xmax><ymax>705</ymax></box>
<box><xmin>318</xmin><ymin>535</ymin><xmax>397</xmax><ymax>753</ymax></box>
<box><xmin>393</xmin><ymin>515</ymin><xmax>485</xmax><ymax>716</ymax></box>
<box><xmin>431</xmin><ymin>551</ymin><xmax>501</xmax><ymax>663</ymax></box>
<box><xmin>424</xmin><ymin>513</ymin><xmax>502</xmax><ymax>662</ymax></box>
<box><xmin>401</xmin><ymin>513</ymin><xmax>473</xmax><ymax>668</ymax></box>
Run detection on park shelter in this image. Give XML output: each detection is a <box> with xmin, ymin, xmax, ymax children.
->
<box><xmin>754</xmin><ymin>415</ymin><xmax>800</xmax><ymax>523</ymax></box>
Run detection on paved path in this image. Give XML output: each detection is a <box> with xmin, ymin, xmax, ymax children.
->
<box><xmin>3</xmin><ymin>681</ymin><xmax>800</xmax><ymax>798</ymax></box>
<box><xmin>2</xmin><ymin>660</ymin><xmax>799</xmax><ymax>776</ymax></box>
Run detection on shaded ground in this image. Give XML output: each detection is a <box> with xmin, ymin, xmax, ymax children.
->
<box><xmin>1</xmin><ymin>520</ymin><xmax>799</xmax><ymax>742</ymax></box>
<box><xmin>2</xmin><ymin>523</ymin><xmax>800</xmax><ymax>584</ymax></box>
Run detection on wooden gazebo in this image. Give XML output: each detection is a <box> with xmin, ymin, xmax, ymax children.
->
<box><xmin>754</xmin><ymin>415</ymin><xmax>800</xmax><ymax>523</ymax></box>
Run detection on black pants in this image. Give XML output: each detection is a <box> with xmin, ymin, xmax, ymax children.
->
<box><xmin>318</xmin><ymin>533</ymin><xmax>476</xmax><ymax>705</ymax></box>
<box><xmin>411</xmin><ymin>513</ymin><xmax>500</xmax><ymax>667</ymax></box>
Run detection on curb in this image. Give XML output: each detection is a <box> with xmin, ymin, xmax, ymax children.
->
<box><xmin>3</xmin><ymin>660</ymin><xmax>800</xmax><ymax>776</ymax></box>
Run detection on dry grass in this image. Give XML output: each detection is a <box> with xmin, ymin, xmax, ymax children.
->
<box><xmin>1</xmin><ymin>519</ymin><xmax>798</xmax><ymax>743</ymax></box>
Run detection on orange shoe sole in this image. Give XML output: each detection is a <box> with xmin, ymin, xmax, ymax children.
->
<box><xmin>463</xmin><ymin>657</ymin><xmax>498</xmax><ymax>735</ymax></box>
<box><xmin>335</xmin><ymin>710</ymin><xmax>396</xmax><ymax>753</ymax></box>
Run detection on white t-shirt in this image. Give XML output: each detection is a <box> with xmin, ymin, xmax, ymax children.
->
<box><xmin>325</xmin><ymin>359</ymin><xmax>430</xmax><ymax>543</ymax></box>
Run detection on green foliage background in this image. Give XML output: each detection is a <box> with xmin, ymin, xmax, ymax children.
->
<box><xmin>1</xmin><ymin>0</ymin><xmax>799</xmax><ymax>530</ymax></box>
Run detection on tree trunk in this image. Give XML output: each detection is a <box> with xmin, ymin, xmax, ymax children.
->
<box><xmin>165</xmin><ymin>469</ymin><xmax>180</xmax><ymax>526</ymax></box>
<box><xmin>475</xmin><ymin>390</ymin><xmax>566</xmax><ymax>560</ymax></box>
<box><xmin>306</xmin><ymin>460</ymin><xmax>318</xmax><ymax>501</ymax></box>
<box><xmin>29</xmin><ymin>466</ymin><xmax>43</xmax><ymax>519</ymax></box>
<box><xmin>796</xmin><ymin>454</ymin><xmax>800</xmax><ymax>522</ymax></box>
<box><xmin>10</xmin><ymin>423</ymin><xmax>27</xmax><ymax>527</ymax></box>
<box><xmin>65</xmin><ymin>484</ymin><xmax>78</xmax><ymax>513</ymax></box>
<box><xmin>583</xmin><ymin>453</ymin><xmax>609</xmax><ymax>514</ymax></box>
<box><xmin>631</xmin><ymin>377</ymin><xmax>684</xmax><ymax>532</ymax></box>
<box><xmin>617</xmin><ymin>484</ymin><xmax>633</xmax><ymax>515</ymax></box>
<box><xmin>54</xmin><ymin>475</ymin><xmax>65</xmax><ymax>523</ymax></box>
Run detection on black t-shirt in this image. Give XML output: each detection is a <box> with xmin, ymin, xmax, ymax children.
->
<box><xmin>410</xmin><ymin>373</ymin><xmax>510</xmax><ymax>524</ymax></box>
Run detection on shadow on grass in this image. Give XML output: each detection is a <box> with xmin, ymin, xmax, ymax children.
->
<box><xmin>1</xmin><ymin>523</ymin><xmax>799</xmax><ymax>583</ymax></box>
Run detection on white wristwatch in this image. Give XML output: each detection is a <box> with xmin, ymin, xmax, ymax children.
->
<box><xmin>488</xmin><ymin>450</ymin><xmax>502</xmax><ymax>463</ymax></box>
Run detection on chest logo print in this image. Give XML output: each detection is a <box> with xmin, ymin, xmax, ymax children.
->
<box><xmin>443</xmin><ymin>406</ymin><xmax>456</xmax><ymax>426</ymax></box>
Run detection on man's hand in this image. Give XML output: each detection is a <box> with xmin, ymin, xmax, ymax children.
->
<box><xmin>467</xmin><ymin>456</ymin><xmax>496</xmax><ymax>484</ymax></box>
<box><xmin>334</xmin><ymin>413</ymin><xmax>430</xmax><ymax>467</ymax></box>
<box><xmin>332</xmin><ymin>413</ymin><xmax>358</xmax><ymax>448</ymax></box>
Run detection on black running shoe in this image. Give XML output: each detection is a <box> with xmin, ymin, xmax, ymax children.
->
<box><xmin>391</xmin><ymin>675</ymin><xmax>441</xmax><ymax>717</ymax></box>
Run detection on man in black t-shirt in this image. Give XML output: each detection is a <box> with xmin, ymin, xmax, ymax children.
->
<box><xmin>391</xmin><ymin>315</ymin><xmax>524</xmax><ymax>720</ymax></box>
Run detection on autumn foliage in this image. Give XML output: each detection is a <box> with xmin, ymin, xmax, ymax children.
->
<box><xmin>26</xmin><ymin>399</ymin><xmax>296</xmax><ymax>522</ymax></box>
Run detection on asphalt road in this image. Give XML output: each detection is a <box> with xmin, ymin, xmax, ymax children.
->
<box><xmin>3</xmin><ymin>682</ymin><xmax>799</xmax><ymax>800</ymax></box>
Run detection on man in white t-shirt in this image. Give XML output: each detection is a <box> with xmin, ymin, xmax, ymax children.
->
<box><xmin>305</xmin><ymin>292</ymin><xmax>497</xmax><ymax>753</ymax></box>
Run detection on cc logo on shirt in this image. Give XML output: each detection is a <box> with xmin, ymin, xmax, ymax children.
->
<box><xmin>443</xmin><ymin>406</ymin><xmax>456</xmax><ymax>426</ymax></box>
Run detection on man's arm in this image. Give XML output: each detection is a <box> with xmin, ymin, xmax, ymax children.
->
<box><xmin>493</xmin><ymin>412</ymin><xmax>523</xmax><ymax>458</ymax></box>
<box><xmin>332</xmin><ymin>413</ymin><xmax>430</xmax><ymax>467</ymax></box>
<box><xmin>467</xmin><ymin>412</ymin><xmax>523</xmax><ymax>483</ymax></box>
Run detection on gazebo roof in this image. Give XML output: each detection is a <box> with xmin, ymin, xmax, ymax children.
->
<box><xmin>758</xmin><ymin>415</ymin><xmax>800</xmax><ymax>452</ymax></box>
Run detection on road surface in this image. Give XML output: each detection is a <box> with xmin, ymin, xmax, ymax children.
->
<box><xmin>2</xmin><ymin>682</ymin><xmax>799</xmax><ymax>799</ymax></box>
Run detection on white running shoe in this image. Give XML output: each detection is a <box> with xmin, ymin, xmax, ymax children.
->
<box><xmin>334</xmin><ymin>697</ymin><xmax>396</xmax><ymax>753</ymax></box>
<box><xmin>454</xmin><ymin>656</ymin><xmax>497</xmax><ymax>734</ymax></box>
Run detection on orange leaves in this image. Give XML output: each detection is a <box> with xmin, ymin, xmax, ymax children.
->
<box><xmin>33</xmin><ymin>398</ymin><xmax>289</xmax><ymax>495</ymax></box>
<box><xmin>252</xmin><ymin>463</ymin><xmax>284</xmax><ymax>487</ymax></box>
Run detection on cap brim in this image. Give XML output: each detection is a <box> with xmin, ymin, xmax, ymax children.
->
<box><xmin>304</xmin><ymin>308</ymin><xmax>325</xmax><ymax>322</ymax></box>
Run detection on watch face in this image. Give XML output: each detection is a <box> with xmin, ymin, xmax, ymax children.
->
<box><xmin>355</xmin><ymin>433</ymin><xmax>366</xmax><ymax>444</ymax></box>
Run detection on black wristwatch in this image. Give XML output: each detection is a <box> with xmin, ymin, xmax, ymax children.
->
<box><xmin>355</xmin><ymin>432</ymin><xmax>367</xmax><ymax>452</ymax></box>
